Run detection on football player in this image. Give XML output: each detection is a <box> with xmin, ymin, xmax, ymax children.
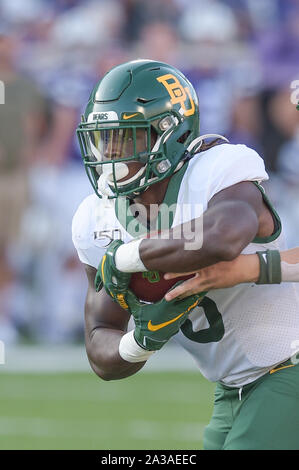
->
<box><xmin>72</xmin><ymin>59</ymin><xmax>299</xmax><ymax>450</ymax></box>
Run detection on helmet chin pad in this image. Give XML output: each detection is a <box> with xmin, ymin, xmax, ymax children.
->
<box><xmin>98</xmin><ymin>162</ymin><xmax>148</xmax><ymax>198</ymax></box>
<box><xmin>102</xmin><ymin>162</ymin><xmax>129</xmax><ymax>182</ymax></box>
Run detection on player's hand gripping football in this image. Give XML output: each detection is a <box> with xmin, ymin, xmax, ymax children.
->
<box><xmin>94</xmin><ymin>240</ymin><xmax>132</xmax><ymax>307</ymax></box>
<box><xmin>95</xmin><ymin>240</ymin><xmax>206</xmax><ymax>351</ymax></box>
<box><xmin>123</xmin><ymin>289</ymin><xmax>206</xmax><ymax>351</ymax></box>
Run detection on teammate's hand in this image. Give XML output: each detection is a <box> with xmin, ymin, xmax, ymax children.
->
<box><xmin>95</xmin><ymin>240</ymin><xmax>132</xmax><ymax>304</ymax></box>
<box><xmin>164</xmin><ymin>254</ymin><xmax>260</xmax><ymax>301</ymax></box>
<box><xmin>125</xmin><ymin>287</ymin><xmax>206</xmax><ymax>351</ymax></box>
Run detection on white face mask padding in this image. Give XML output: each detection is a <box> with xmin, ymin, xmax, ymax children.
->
<box><xmin>102</xmin><ymin>162</ymin><xmax>129</xmax><ymax>182</ymax></box>
<box><xmin>115</xmin><ymin>165</ymin><xmax>146</xmax><ymax>187</ymax></box>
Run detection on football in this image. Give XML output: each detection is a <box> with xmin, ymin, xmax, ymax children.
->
<box><xmin>128</xmin><ymin>270</ymin><xmax>194</xmax><ymax>303</ymax></box>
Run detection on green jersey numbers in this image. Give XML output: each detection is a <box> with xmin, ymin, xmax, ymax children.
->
<box><xmin>180</xmin><ymin>296</ymin><xmax>224</xmax><ymax>344</ymax></box>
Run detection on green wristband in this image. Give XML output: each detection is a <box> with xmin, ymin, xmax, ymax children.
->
<box><xmin>256</xmin><ymin>250</ymin><xmax>281</xmax><ymax>284</ymax></box>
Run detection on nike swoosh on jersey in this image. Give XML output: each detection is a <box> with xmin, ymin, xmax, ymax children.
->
<box><xmin>123</xmin><ymin>113</ymin><xmax>139</xmax><ymax>120</ymax></box>
<box><xmin>147</xmin><ymin>299</ymin><xmax>201</xmax><ymax>331</ymax></box>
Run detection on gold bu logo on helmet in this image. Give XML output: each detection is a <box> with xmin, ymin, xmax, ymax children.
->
<box><xmin>157</xmin><ymin>73</ymin><xmax>195</xmax><ymax>117</ymax></box>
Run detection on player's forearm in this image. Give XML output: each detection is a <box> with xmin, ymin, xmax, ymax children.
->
<box><xmin>139</xmin><ymin>236</ymin><xmax>224</xmax><ymax>273</ymax></box>
<box><xmin>212</xmin><ymin>248</ymin><xmax>299</xmax><ymax>286</ymax></box>
<box><xmin>85</xmin><ymin>328</ymin><xmax>145</xmax><ymax>381</ymax></box>
<box><xmin>280</xmin><ymin>248</ymin><xmax>299</xmax><ymax>282</ymax></box>
<box><xmin>280</xmin><ymin>248</ymin><xmax>299</xmax><ymax>264</ymax></box>
<box><xmin>219</xmin><ymin>249</ymin><xmax>299</xmax><ymax>285</ymax></box>
<box><xmin>139</xmin><ymin>202</ymin><xmax>259</xmax><ymax>273</ymax></box>
<box><xmin>165</xmin><ymin>248</ymin><xmax>299</xmax><ymax>300</ymax></box>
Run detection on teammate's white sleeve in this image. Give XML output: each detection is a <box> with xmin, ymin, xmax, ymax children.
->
<box><xmin>281</xmin><ymin>261</ymin><xmax>299</xmax><ymax>282</ymax></box>
<box><xmin>280</xmin><ymin>248</ymin><xmax>299</xmax><ymax>281</ymax></box>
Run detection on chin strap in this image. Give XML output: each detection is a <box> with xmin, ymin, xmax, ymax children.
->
<box><xmin>184</xmin><ymin>133</ymin><xmax>229</xmax><ymax>159</ymax></box>
<box><xmin>95</xmin><ymin>177</ymin><xmax>115</xmax><ymax>234</ymax></box>
<box><xmin>97</xmin><ymin>173</ymin><xmax>115</xmax><ymax>198</ymax></box>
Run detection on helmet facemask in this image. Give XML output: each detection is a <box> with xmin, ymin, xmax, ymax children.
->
<box><xmin>77</xmin><ymin>112</ymin><xmax>184</xmax><ymax>198</ymax></box>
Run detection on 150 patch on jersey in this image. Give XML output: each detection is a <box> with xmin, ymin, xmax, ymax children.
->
<box><xmin>94</xmin><ymin>228</ymin><xmax>122</xmax><ymax>247</ymax></box>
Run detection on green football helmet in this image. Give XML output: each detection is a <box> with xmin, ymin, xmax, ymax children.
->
<box><xmin>77</xmin><ymin>59</ymin><xmax>200</xmax><ymax>199</ymax></box>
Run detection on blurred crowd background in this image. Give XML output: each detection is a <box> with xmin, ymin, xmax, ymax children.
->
<box><xmin>0</xmin><ymin>0</ymin><xmax>299</xmax><ymax>345</ymax></box>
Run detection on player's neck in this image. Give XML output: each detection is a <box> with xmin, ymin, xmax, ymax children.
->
<box><xmin>132</xmin><ymin>177</ymin><xmax>171</xmax><ymax>208</ymax></box>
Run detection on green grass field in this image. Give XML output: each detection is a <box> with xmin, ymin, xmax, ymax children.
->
<box><xmin>0</xmin><ymin>371</ymin><xmax>215</xmax><ymax>450</ymax></box>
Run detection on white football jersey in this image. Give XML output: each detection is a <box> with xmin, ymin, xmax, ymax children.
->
<box><xmin>72</xmin><ymin>143</ymin><xmax>299</xmax><ymax>387</ymax></box>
